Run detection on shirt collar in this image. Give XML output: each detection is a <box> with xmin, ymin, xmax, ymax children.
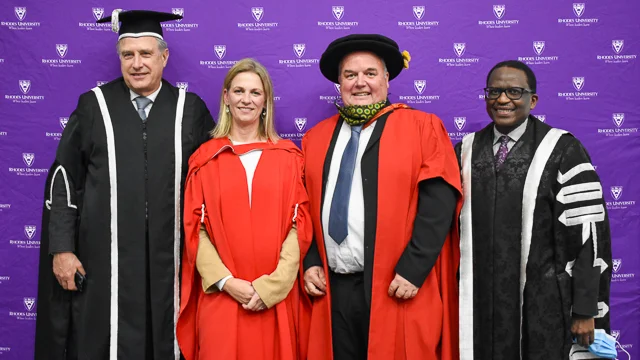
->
<box><xmin>129</xmin><ymin>82</ymin><xmax>162</xmax><ymax>103</ymax></box>
<box><xmin>493</xmin><ymin>117</ymin><xmax>529</xmax><ymax>145</ymax></box>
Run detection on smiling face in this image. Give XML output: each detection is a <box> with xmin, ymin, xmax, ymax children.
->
<box><xmin>485</xmin><ymin>66</ymin><xmax>538</xmax><ymax>133</ymax></box>
<box><xmin>338</xmin><ymin>51</ymin><xmax>389</xmax><ymax>107</ymax></box>
<box><xmin>119</xmin><ymin>37</ymin><xmax>168</xmax><ymax>96</ymax></box>
<box><xmin>223</xmin><ymin>71</ymin><xmax>265</xmax><ymax>127</ymax></box>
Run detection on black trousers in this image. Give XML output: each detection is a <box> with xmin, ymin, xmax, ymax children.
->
<box><xmin>330</xmin><ymin>271</ymin><xmax>370</xmax><ymax>360</ymax></box>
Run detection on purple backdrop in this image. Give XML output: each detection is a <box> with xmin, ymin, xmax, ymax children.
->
<box><xmin>1</xmin><ymin>0</ymin><xmax>638</xmax><ymax>358</ymax></box>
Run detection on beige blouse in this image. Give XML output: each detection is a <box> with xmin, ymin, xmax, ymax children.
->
<box><xmin>195</xmin><ymin>224</ymin><xmax>300</xmax><ymax>309</ymax></box>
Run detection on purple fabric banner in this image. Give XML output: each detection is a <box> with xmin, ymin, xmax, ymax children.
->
<box><xmin>0</xmin><ymin>0</ymin><xmax>637</xmax><ymax>358</ymax></box>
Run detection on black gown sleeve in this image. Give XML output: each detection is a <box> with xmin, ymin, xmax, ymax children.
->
<box><xmin>395</xmin><ymin>177</ymin><xmax>458</xmax><ymax>288</ymax></box>
<box><xmin>35</xmin><ymin>91</ymin><xmax>94</xmax><ymax>359</ymax></box>
<box><xmin>454</xmin><ymin>141</ymin><xmax>463</xmax><ymax>170</ymax></box>
<box><xmin>553</xmin><ymin>137</ymin><xmax>610</xmax><ymax>318</ymax></box>
<box><xmin>572</xmin><ymin>236</ymin><xmax>600</xmax><ymax>317</ymax></box>
<box><xmin>303</xmin><ymin>238</ymin><xmax>323</xmax><ymax>271</ymax></box>
<box><xmin>191</xmin><ymin>94</ymin><xmax>215</xmax><ymax>148</ymax></box>
<box><xmin>48</xmin><ymin>170</ymin><xmax>78</xmax><ymax>253</ymax></box>
<box><xmin>46</xmin><ymin>92</ymin><xmax>94</xmax><ymax>254</ymax></box>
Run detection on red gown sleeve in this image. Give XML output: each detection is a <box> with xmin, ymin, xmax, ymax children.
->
<box><xmin>421</xmin><ymin>113</ymin><xmax>462</xmax><ymax>360</ymax></box>
<box><xmin>418</xmin><ymin>113</ymin><xmax>463</xmax><ymax>191</ymax></box>
<box><xmin>177</xmin><ymin>159</ymin><xmax>206</xmax><ymax>360</ymax></box>
<box><xmin>292</xmin><ymin>152</ymin><xmax>313</xmax><ymax>360</ymax></box>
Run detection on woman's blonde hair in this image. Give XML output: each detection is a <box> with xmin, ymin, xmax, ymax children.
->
<box><xmin>210</xmin><ymin>58</ymin><xmax>280</xmax><ymax>142</ymax></box>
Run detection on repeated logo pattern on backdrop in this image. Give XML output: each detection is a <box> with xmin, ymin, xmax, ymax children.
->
<box><xmin>0</xmin><ymin>0</ymin><xmax>638</xmax><ymax>358</ymax></box>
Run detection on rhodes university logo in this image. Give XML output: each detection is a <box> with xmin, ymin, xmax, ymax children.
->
<box><xmin>92</xmin><ymin>7</ymin><xmax>104</xmax><ymax>20</ymax></box>
<box><xmin>520</xmin><ymin>41</ymin><xmax>558</xmax><ymax>65</ymax></box>
<box><xmin>293</xmin><ymin>44</ymin><xmax>306</xmax><ymax>58</ymax></box>
<box><xmin>613</xmin><ymin>113</ymin><xmax>625</xmax><ymax>128</ymax></box>
<box><xmin>612</xmin><ymin>40</ymin><xmax>624</xmax><ymax>54</ymax></box>
<box><xmin>533</xmin><ymin>41</ymin><xmax>545</xmax><ymax>55</ymax></box>
<box><xmin>332</xmin><ymin>6</ymin><xmax>344</xmax><ymax>20</ymax></box>
<box><xmin>214</xmin><ymin>45</ymin><xmax>226</xmax><ymax>59</ymax></box>
<box><xmin>398</xmin><ymin>5</ymin><xmax>439</xmax><ymax>31</ymax></box>
<box><xmin>60</xmin><ymin>117</ymin><xmax>69</xmax><ymax>129</ymax></box>
<box><xmin>573</xmin><ymin>3</ymin><xmax>585</xmax><ymax>17</ymax></box>
<box><xmin>22</xmin><ymin>153</ymin><xmax>35</xmax><ymax>167</ymax></box>
<box><xmin>24</xmin><ymin>225</ymin><xmax>36</xmax><ymax>240</ymax></box>
<box><xmin>453</xmin><ymin>43</ymin><xmax>466</xmax><ymax>57</ymax></box>
<box><xmin>572</xmin><ymin>77</ymin><xmax>585</xmax><ymax>91</ymax></box>
<box><xmin>414</xmin><ymin>80</ymin><xmax>426</xmax><ymax>95</ymax></box>
<box><xmin>19</xmin><ymin>80</ymin><xmax>31</xmax><ymax>94</ymax></box>
<box><xmin>454</xmin><ymin>117</ymin><xmax>466</xmax><ymax>131</ymax></box>
<box><xmin>558</xmin><ymin>3</ymin><xmax>597</xmax><ymax>27</ymax></box>
<box><xmin>611</xmin><ymin>186</ymin><xmax>623</xmax><ymax>200</ymax></box>
<box><xmin>478</xmin><ymin>4</ymin><xmax>518</xmax><ymax>29</ymax></box>
<box><xmin>14</xmin><ymin>7</ymin><xmax>27</xmax><ymax>21</ymax></box>
<box><xmin>493</xmin><ymin>5</ymin><xmax>505</xmax><ymax>19</ymax></box>
<box><xmin>23</xmin><ymin>297</ymin><xmax>36</xmax><ymax>311</ymax></box>
<box><xmin>56</xmin><ymin>44</ymin><xmax>68</xmax><ymax>58</ymax></box>
<box><xmin>237</xmin><ymin>6</ymin><xmax>277</xmax><ymax>31</ymax></box>
<box><xmin>612</xmin><ymin>258</ymin><xmax>622</xmax><ymax>273</ymax></box>
<box><xmin>413</xmin><ymin>6</ymin><xmax>425</xmax><ymax>20</ymax></box>
<box><xmin>251</xmin><ymin>7</ymin><xmax>264</xmax><ymax>22</ymax></box>
<box><xmin>294</xmin><ymin>118</ymin><xmax>307</xmax><ymax>132</ymax></box>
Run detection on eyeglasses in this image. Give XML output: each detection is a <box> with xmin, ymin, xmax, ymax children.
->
<box><xmin>483</xmin><ymin>87</ymin><xmax>534</xmax><ymax>100</ymax></box>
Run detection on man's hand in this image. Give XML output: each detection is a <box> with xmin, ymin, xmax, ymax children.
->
<box><xmin>388</xmin><ymin>273</ymin><xmax>418</xmax><ymax>300</ymax></box>
<box><xmin>571</xmin><ymin>316</ymin><xmax>595</xmax><ymax>347</ymax></box>
<box><xmin>242</xmin><ymin>292</ymin><xmax>266</xmax><ymax>311</ymax></box>
<box><xmin>222</xmin><ymin>278</ymin><xmax>255</xmax><ymax>305</ymax></box>
<box><xmin>52</xmin><ymin>252</ymin><xmax>85</xmax><ymax>291</ymax></box>
<box><xmin>304</xmin><ymin>266</ymin><xmax>326</xmax><ymax>296</ymax></box>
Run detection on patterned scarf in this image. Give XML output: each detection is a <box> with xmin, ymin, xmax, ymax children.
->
<box><xmin>335</xmin><ymin>99</ymin><xmax>389</xmax><ymax>126</ymax></box>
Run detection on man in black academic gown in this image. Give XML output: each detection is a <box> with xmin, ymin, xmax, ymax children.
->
<box><xmin>34</xmin><ymin>10</ymin><xmax>214</xmax><ymax>360</ymax></box>
<box><xmin>455</xmin><ymin>60</ymin><xmax>612</xmax><ymax>360</ymax></box>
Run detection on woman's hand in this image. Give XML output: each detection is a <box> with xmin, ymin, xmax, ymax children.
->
<box><xmin>242</xmin><ymin>292</ymin><xmax>267</xmax><ymax>311</ymax></box>
<box><xmin>222</xmin><ymin>278</ymin><xmax>255</xmax><ymax>305</ymax></box>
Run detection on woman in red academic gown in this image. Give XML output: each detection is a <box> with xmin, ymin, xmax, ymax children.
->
<box><xmin>177</xmin><ymin>58</ymin><xmax>312</xmax><ymax>360</ymax></box>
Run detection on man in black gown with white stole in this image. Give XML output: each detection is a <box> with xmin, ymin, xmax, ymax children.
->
<box><xmin>34</xmin><ymin>10</ymin><xmax>214</xmax><ymax>360</ymax></box>
<box><xmin>455</xmin><ymin>61</ymin><xmax>612</xmax><ymax>360</ymax></box>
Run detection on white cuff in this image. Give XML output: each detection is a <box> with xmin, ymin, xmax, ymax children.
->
<box><xmin>215</xmin><ymin>275</ymin><xmax>233</xmax><ymax>291</ymax></box>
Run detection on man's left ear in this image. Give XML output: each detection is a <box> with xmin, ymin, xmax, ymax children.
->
<box><xmin>530</xmin><ymin>93</ymin><xmax>539</xmax><ymax>110</ymax></box>
<box><xmin>162</xmin><ymin>49</ymin><xmax>170</xmax><ymax>67</ymax></box>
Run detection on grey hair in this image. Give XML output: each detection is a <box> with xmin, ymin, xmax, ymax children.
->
<box><xmin>116</xmin><ymin>37</ymin><xmax>168</xmax><ymax>55</ymax></box>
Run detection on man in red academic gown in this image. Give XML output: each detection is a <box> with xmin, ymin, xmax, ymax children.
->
<box><xmin>301</xmin><ymin>34</ymin><xmax>462</xmax><ymax>360</ymax></box>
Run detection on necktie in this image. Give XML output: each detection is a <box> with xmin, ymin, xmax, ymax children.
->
<box><xmin>328</xmin><ymin>124</ymin><xmax>363</xmax><ymax>244</ymax></box>
<box><xmin>134</xmin><ymin>96</ymin><xmax>152</xmax><ymax>122</ymax></box>
<box><xmin>494</xmin><ymin>135</ymin><xmax>510</xmax><ymax>169</ymax></box>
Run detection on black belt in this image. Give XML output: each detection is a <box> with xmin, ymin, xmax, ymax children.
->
<box><xmin>329</xmin><ymin>270</ymin><xmax>364</xmax><ymax>278</ymax></box>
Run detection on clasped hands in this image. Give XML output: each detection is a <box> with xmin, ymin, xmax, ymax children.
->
<box><xmin>304</xmin><ymin>266</ymin><xmax>419</xmax><ymax>300</ymax></box>
<box><xmin>222</xmin><ymin>278</ymin><xmax>266</xmax><ymax>311</ymax></box>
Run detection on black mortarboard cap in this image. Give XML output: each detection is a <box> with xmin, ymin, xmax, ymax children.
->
<box><xmin>97</xmin><ymin>10</ymin><xmax>182</xmax><ymax>40</ymax></box>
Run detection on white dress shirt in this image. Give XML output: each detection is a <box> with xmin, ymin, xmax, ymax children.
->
<box><xmin>129</xmin><ymin>83</ymin><xmax>162</xmax><ymax>117</ymax></box>
<box><xmin>322</xmin><ymin>120</ymin><xmax>377</xmax><ymax>273</ymax></box>
<box><xmin>215</xmin><ymin>140</ymin><xmax>263</xmax><ymax>290</ymax></box>
<box><xmin>492</xmin><ymin>118</ymin><xmax>528</xmax><ymax>155</ymax></box>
